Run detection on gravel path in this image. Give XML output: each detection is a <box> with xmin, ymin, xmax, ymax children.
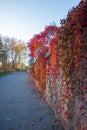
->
<box><xmin>0</xmin><ymin>72</ymin><xmax>63</xmax><ymax>130</ymax></box>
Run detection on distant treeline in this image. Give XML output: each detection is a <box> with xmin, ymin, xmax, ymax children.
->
<box><xmin>0</xmin><ymin>36</ymin><xmax>27</xmax><ymax>72</ymax></box>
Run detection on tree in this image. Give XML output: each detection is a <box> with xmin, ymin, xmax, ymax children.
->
<box><xmin>0</xmin><ymin>36</ymin><xmax>8</xmax><ymax>71</ymax></box>
<box><xmin>0</xmin><ymin>36</ymin><xmax>27</xmax><ymax>72</ymax></box>
<box><xmin>0</xmin><ymin>36</ymin><xmax>3</xmax><ymax>61</ymax></box>
<box><xmin>9</xmin><ymin>38</ymin><xmax>27</xmax><ymax>70</ymax></box>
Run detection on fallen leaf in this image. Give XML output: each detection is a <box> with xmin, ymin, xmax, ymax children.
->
<box><xmin>9</xmin><ymin>128</ymin><xmax>13</xmax><ymax>130</ymax></box>
<box><xmin>31</xmin><ymin>121</ymin><xmax>36</xmax><ymax>125</ymax></box>
<box><xmin>25</xmin><ymin>111</ymin><xmax>28</xmax><ymax>114</ymax></box>
<box><xmin>7</xmin><ymin>118</ymin><xmax>11</xmax><ymax>121</ymax></box>
<box><xmin>51</xmin><ymin>125</ymin><xmax>55</xmax><ymax>129</ymax></box>
<box><xmin>39</xmin><ymin>117</ymin><xmax>43</xmax><ymax>121</ymax></box>
<box><xmin>54</xmin><ymin>119</ymin><xmax>60</xmax><ymax>126</ymax></box>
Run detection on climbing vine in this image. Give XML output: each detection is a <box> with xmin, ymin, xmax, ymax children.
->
<box><xmin>28</xmin><ymin>1</ymin><xmax>87</xmax><ymax>129</ymax></box>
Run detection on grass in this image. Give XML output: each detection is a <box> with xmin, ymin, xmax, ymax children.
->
<box><xmin>0</xmin><ymin>71</ymin><xmax>14</xmax><ymax>77</ymax></box>
<box><xmin>0</xmin><ymin>72</ymin><xmax>7</xmax><ymax>77</ymax></box>
<box><xmin>0</xmin><ymin>69</ymin><xmax>27</xmax><ymax>77</ymax></box>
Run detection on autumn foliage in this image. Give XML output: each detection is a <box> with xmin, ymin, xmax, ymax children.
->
<box><xmin>27</xmin><ymin>0</ymin><xmax>87</xmax><ymax>94</ymax></box>
<box><xmin>27</xmin><ymin>1</ymin><xmax>87</xmax><ymax>129</ymax></box>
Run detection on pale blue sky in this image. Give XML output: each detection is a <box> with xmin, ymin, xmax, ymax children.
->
<box><xmin>0</xmin><ymin>0</ymin><xmax>81</xmax><ymax>42</ymax></box>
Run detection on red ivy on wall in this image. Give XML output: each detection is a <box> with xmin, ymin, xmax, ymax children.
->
<box><xmin>27</xmin><ymin>0</ymin><xmax>87</xmax><ymax>96</ymax></box>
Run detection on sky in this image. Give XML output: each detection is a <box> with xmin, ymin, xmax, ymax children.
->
<box><xmin>0</xmin><ymin>0</ymin><xmax>81</xmax><ymax>42</ymax></box>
